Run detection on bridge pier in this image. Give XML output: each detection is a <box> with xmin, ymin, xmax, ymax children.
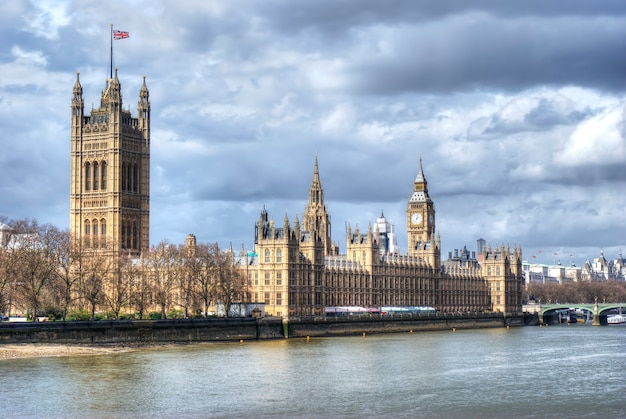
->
<box><xmin>592</xmin><ymin>300</ymin><xmax>601</xmax><ymax>326</ymax></box>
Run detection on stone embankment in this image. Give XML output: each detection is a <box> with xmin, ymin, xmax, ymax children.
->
<box><xmin>0</xmin><ymin>312</ymin><xmax>526</xmax><ymax>352</ymax></box>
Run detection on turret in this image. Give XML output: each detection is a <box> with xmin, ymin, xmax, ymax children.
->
<box><xmin>72</xmin><ymin>72</ymin><xmax>84</xmax><ymax>117</ymax></box>
<box><xmin>138</xmin><ymin>75</ymin><xmax>150</xmax><ymax>141</ymax></box>
<box><xmin>294</xmin><ymin>214</ymin><xmax>301</xmax><ymax>240</ymax></box>
<box><xmin>185</xmin><ymin>234</ymin><xmax>197</xmax><ymax>257</ymax></box>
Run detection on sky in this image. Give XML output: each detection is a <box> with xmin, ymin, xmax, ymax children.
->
<box><xmin>1</xmin><ymin>0</ymin><xmax>625</xmax><ymax>266</ymax></box>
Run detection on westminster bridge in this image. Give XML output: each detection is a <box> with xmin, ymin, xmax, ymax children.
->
<box><xmin>524</xmin><ymin>301</ymin><xmax>626</xmax><ymax>326</ymax></box>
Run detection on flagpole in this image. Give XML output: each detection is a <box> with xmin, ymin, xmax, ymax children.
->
<box><xmin>110</xmin><ymin>24</ymin><xmax>113</xmax><ymax>80</ymax></box>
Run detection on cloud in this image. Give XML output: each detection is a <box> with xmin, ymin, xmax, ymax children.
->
<box><xmin>555</xmin><ymin>103</ymin><xmax>626</xmax><ymax>166</ymax></box>
<box><xmin>0</xmin><ymin>0</ymin><xmax>624</xmax><ymax>264</ymax></box>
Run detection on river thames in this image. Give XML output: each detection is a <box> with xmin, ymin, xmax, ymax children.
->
<box><xmin>1</xmin><ymin>324</ymin><xmax>624</xmax><ymax>418</ymax></box>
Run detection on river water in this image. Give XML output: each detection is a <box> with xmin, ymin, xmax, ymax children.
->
<box><xmin>1</xmin><ymin>324</ymin><xmax>624</xmax><ymax>418</ymax></box>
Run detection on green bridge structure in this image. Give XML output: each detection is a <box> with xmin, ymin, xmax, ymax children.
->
<box><xmin>538</xmin><ymin>301</ymin><xmax>626</xmax><ymax>326</ymax></box>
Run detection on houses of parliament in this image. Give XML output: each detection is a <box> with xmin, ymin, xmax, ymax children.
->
<box><xmin>69</xmin><ymin>71</ymin><xmax>524</xmax><ymax>318</ymax></box>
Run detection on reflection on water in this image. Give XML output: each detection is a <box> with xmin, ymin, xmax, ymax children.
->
<box><xmin>1</xmin><ymin>326</ymin><xmax>625</xmax><ymax>418</ymax></box>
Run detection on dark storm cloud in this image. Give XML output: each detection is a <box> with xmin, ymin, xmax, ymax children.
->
<box><xmin>470</xmin><ymin>97</ymin><xmax>594</xmax><ymax>139</ymax></box>
<box><xmin>345</xmin><ymin>15</ymin><xmax>626</xmax><ymax>95</ymax></box>
<box><xmin>253</xmin><ymin>0</ymin><xmax>626</xmax><ymax>35</ymax></box>
<box><xmin>523</xmin><ymin>100</ymin><xmax>591</xmax><ymax>130</ymax></box>
<box><xmin>544</xmin><ymin>163</ymin><xmax>626</xmax><ymax>187</ymax></box>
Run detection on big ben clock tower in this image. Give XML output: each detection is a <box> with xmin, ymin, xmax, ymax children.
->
<box><xmin>406</xmin><ymin>158</ymin><xmax>439</xmax><ymax>266</ymax></box>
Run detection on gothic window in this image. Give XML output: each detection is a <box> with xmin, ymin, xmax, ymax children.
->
<box><xmin>93</xmin><ymin>161</ymin><xmax>99</xmax><ymax>190</ymax></box>
<box><xmin>264</xmin><ymin>249</ymin><xmax>270</xmax><ymax>263</ymax></box>
<box><xmin>276</xmin><ymin>249</ymin><xmax>282</xmax><ymax>263</ymax></box>
<box><xmin>121</xmin><ymin>163</ymin><xmax>126</xmax><ymax>191</ymax></box>
<box><xmin>276</xmin><ymin>292</ymin><xmax>282</xmax><ymax>305</ymax></box>
<box><xmin>101</xmin><ymin>161</ymin><xmax>107</xmax><ymax>190</ymax></box>
<box><xmin>121</xmin><ymin>221</ymin><xmax>127</xmax><ymax>249</ymax></box>
<box><xmin>127</xmin><ymin>164</ymin><xmax>133</xmax><ymax>192</ymax></box>
<box><xmin>488</xmin><ymin>267</ymin><xmax>492</xmax><ymax>275</ymax></box>
<box><xmin>92</xmin><ymin>219</ymin><xmax>98</xmax><ymax>248</ymax></box>
<box><xmin>276</xmin><ymin>273</ymin><xmax>282</xmax><ymax>285</ymax></box>
<box><xmin>496</xmin><ymin>267</ymin><xmax>501</xmax><ymax>276</ymax></box>
<box><xmin>264</xmin><ymin>292</ymin><xmax>270</xmax><ymax>305</ymax></box>
<box><xmin>126</xmin><ymin>222</ymin><xmax>132</xmax><ymax>249</ymax></box>
<box><xmin>85</xmin><ymin>163</ymin><xmax>91</xmax><ymax>191</ymax></box>
<box><xmin>265</xmin><ymin>273</ymin><xmax>270</xmax><ymax>286</ymax></box>
<box><xmin>101</xmin><ymin>219</ymin><xmax>106</xmax><ymax>236</ymax></box>
<box><xmin>133</xmin><ymin>163</ymin><xmax>138</xmax><ymax>192</ymax></box>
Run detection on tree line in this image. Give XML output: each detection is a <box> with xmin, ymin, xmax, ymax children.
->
<box><xmin>526</xmin><ymin>280</ymin><xmax>626</xmax><ymax>304</ymax></box>
<box><xmin>0</xmin><ymin>217</ymin><xmax>247</xmax><ymax>321</ymax></box>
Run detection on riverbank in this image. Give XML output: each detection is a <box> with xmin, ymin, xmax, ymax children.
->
<box><xmin>0</xmin><ymin>343</ymin><xmax>136</xmax><ymax>359</ymax></box>
<box><xmin>0</xmin><ymin>313</ymin><xmax>527</xmax><ymax>347</ymax></box>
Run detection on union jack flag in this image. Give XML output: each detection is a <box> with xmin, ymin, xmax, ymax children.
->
<box><xmin>113</xmin><ymin>29</ymin><xmax>129</xmax><ymax>40</ymax></box>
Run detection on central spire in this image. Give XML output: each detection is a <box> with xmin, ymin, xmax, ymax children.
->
<box><xmin>309</xmin><ymin>154</ymin><xmax>323</xmax><ymax>205</ymax></box>
<box><xmin>303</xmin><ymin>155</ymin><xmax>333</xmax><ymax>255</ymax></box>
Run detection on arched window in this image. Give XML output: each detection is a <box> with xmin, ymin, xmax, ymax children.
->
<box><xmin>127</xmin><ymin>164</ymin><xmax>132</xmax><ymax>192</ymax></box>
<box><xmin>132</xmin><ymin>221</ymin><xmax>137</xmax><ymax>250</ymax></box>
<box><xmin>276</xmin><ymin>249</ymin><xmax>282</xmax><ymax>263</ymax></box>
<box><xmin>100</xmin><ymin>219</ymin><xmax>106</xmax><ymax>236</ymax></box>
<box><xmin>93</xmin><ymin>161</ymin><xmax>99</xmax><ymax>190</ymax></box>
<box><xmin>84</xmin><ymin>220</ymin><xmax>91</xmax><ymax>247</ymax></box>
<box><xmin>133</xmin><ymin>163</ymin><xmax>138</xmax><ymax>192</ymax></box>
<box><xmin>121</xmin><ymin>163</ymin><xmax>126</xmax><ymax>191</ymax></box>
<box><xmin>264</xmin><ymin>249</ymin><xmax>270</xmax><ymax>263</ymax></box>
<box><xmin>85</xmin><ymin>163</ymin><xmax>91</xmax><ymax>191</ymax></box>
<box><xmin>121</xmin><ymin>221</ymin><xmax>127</xmax><ymax>249</ymax></box>
<box><xmin>126</xmin><ymin>222</ymin><xmax>132</xmax><ymax>249</ymax></box>
<box><xmin>101</xmin><ymin>161</ymin><xmax>107</xmax><ymax>190</ymax></box>
<box><xmin>92</xmin><ymin>218</ymin><xmax>98</xmax><ymax>248</ymax></box>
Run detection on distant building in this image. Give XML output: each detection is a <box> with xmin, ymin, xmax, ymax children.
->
<box><xmin>375</xmin><ymin>212</ymin><xmax>400</xmax><ymax>256</ymax></box>
<box><xmin>235</xmin><ymin>157</ymin><xmax>524</xmax><ymax>317</ymax></box>
<box><xmin>581</xmin><ymin>249</ymin><xmax>626</xmax><ymax>281</ymax></box>
<box><xmin>522</xmin><ymin>249</ymin><xmax>626</xmax><ymax>285</ymax></box>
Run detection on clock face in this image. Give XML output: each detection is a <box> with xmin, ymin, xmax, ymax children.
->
<box><xmin>411</xmin><ymin>213</ymin><xmax>423</xmax><ymax>225</ymax></box>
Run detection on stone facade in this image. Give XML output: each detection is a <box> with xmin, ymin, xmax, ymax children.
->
<box><xmin>70</xmin><ymin>69</ymin><xmax>150</xmax><ymax>255</ymax></box>
<box><xmin>239</xmin><ymin>158</ymin><xmax>524</xmax><ymax>317</ymax></box>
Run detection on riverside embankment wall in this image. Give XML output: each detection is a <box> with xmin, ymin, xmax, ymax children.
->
<box><xmin>0</xmin><ymin>313</ymin><xmax>525</xmax><ymax>344</ymax></box>
<box><xmin>285</xmin><ymin>312</ymin><xmax>524</xmax><ymax>338</ymax></box>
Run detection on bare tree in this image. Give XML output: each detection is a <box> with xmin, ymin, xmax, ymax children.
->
<box><xmin>50</xmin><ymin>229</ymin><xmax>76</xmax><ymax>320</ymax></box>
<box><xmin>130</xmin><ymin>254</ymin><xmax>151</xmax><ymax>319</ymax></box>
<box><xmin>0</xmin><ymin>243</ymin><xmax>15</xmax><ymax>316</ymax></box>
<box><xmin>145</xmin><ymin>241</ymin><xmax>177</xmax><ymax>319</ymax></box>
<box><xmin>194</xmin><ymin>243</ymin><xmax>217</xmax><ymax>318</ymax></box>
<box><xmin>527</xmin><ymin>281</ymin><xmax>626</xmax><ymax>304</ymax></box>
<box><xmin>10</xmin><ymin>221</ymin><xmax>60</xmax><ymax>320</ymax></box>
<box><xmin>178</xmin><ymin>244</ymin><xmax>200</xmax><ymax>318</ymax></box>
<box><xmin>213</xmin><ymin>244</ymin><xmax>248</xmax><ymax>318</ymax></box>
<box><xmin>103</xmin><ymin>252</ymin><xmax>134</xmax><ymax>319</ymax></box>
<box><xmin>76</xmin><ymin>243</ymin><xmax>114</xmax><ymax>321</ymax></box>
